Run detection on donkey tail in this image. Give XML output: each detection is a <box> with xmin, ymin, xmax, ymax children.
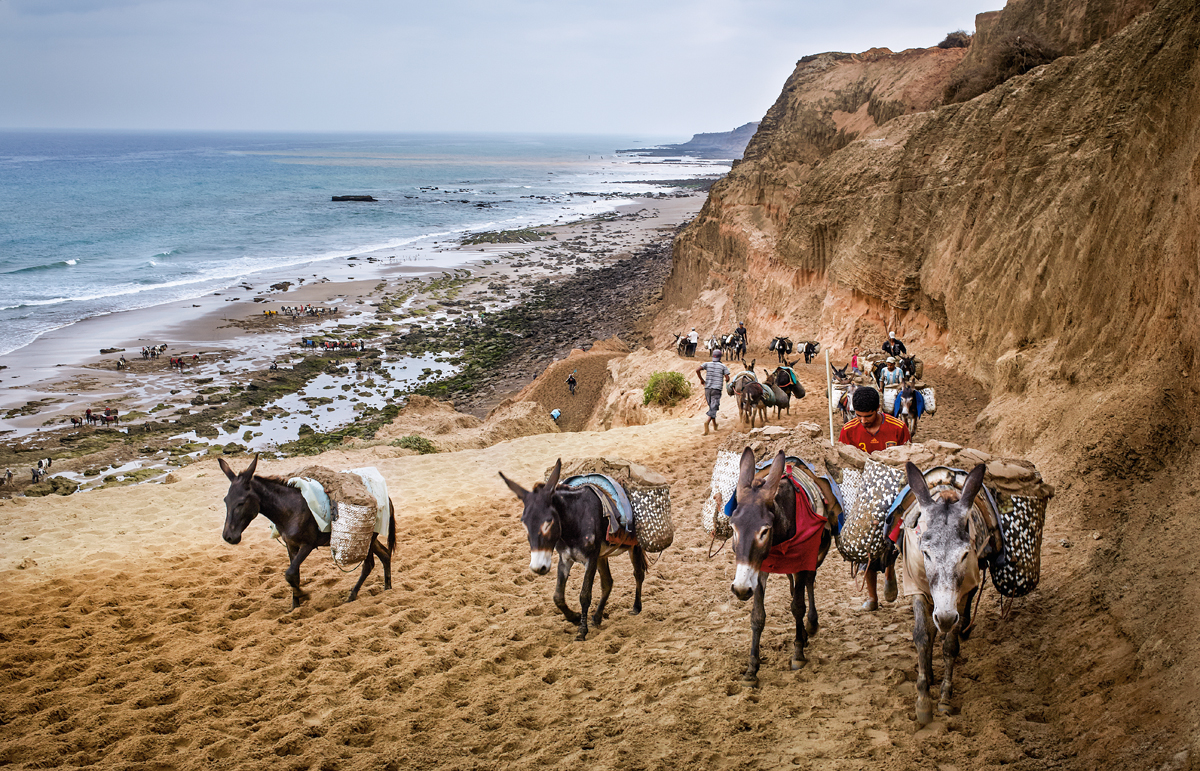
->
<box><xmin>387</xmin><ymin>499</ymin><xmax>397</xmax><ymax>555</ymax></box>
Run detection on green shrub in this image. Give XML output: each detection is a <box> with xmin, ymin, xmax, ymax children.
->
<box><xmin>643</xmin><ymin>371</ymin><xmax>692</xmax><ymax>408</ymax></box>
<box><xmin>391</xmin><ymin>435</ymin><xmax>438</xmax><ymax>454</ymax></box>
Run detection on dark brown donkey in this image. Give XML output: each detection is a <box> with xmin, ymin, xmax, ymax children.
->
<box><xmin>219</xmin><ymin>456</ymin><xmax>396</xmax><ymax>610</ymax></box>
<box><xmin>729</xmin><ymin>448</ymin><xmax>832</xmax><ymax>682</ymax></box>
<box><xmin>499</xmin><ymin>459</ymin><xmax>647</xmax><ymax>641</ymax></box>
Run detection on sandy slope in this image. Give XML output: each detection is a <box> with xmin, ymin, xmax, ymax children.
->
<box><xmin>0</xmin><ymin>342</ymin><xmax>1099</xmax><ymax>770</ymax></box>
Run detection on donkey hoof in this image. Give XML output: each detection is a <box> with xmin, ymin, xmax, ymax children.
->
<box><xmin>628</xmin><ymin>607</ymin><xmax>642</xmax><ymax>616</ymax></box>
<box><xmin>884</xmin><ymin>577</ymin><xmax>898</xmax><ymax>603</ymax></box>
<box><xmin>937</xmin><ymin>699</ymin><xmax>953</xmax><ymax>716</ymax></box>
<box><xmin>575</xmin><ymin>633</ymin><xmax>588</xmax><ymax>642</ymax></box>
<box><xmin>861</xmin><ymin>599</ymin><xmax>879</xmax><ymax>612</ymax></box>
<box><xmin>916</xmin><ymin>699</ymin><xmax>934</xmax><ymax>726</ymax></box>
<box><xmin>741</xmin><ymin>672</ymin><xmax>759</xmax><ymax>684</ymax></box>
<box><xmin>790</xmin><ymin>658</ymin><xmax>807</xmax><ymax>671</ymax></box>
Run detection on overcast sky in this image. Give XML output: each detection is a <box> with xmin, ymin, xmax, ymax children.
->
<box><xmin>1</xmin><ymin>0</ymin><xmax>1001</xmax><ymax>138</ymax></box>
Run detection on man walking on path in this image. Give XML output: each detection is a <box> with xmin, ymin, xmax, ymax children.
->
<box><xmin>696</xmin><ymin>349</ymin><xmax>731</xmax><ymax>435</ymax></box>
<box><xmin>687</xmin><ymin>328</ymin><xmax>699</xmax><ymax>358</ymax></box>
<box><xmin>838</xmin><ymin>386</ymin><xmax>911</xmax><ymax>610</ymax></box>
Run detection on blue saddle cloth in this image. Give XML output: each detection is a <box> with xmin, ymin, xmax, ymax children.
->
<box><xmin>562</xmin><ymin>473</ymin><xmax>634</xmax><ymax>533</ymax></box>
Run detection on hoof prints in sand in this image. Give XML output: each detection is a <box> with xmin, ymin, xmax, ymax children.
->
<box><xmin>1</xmin><ymin>450</ymin><xmax>1061</xmax><ymax>770</ymax></box>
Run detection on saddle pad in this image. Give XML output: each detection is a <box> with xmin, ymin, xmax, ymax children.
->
<box><xmin>760</xmin><ymin>470</ymin><xmax>828</xmax><ymax>574</ymax></box>
<box><xmin>890</xmin><ymin>390</ymin><xmax>926</xmax><ymax>419</ymax></box>
<box><xmin>562</xmin><ymin>474</ymin><xmax>634</xmax><ymax>532</ymax></box>
<box><xmin>287</xmin><ymin>477</ymin><xmax>333</xmax><ymax>532</ymax></box>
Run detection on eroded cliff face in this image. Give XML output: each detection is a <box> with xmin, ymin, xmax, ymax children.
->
<box><xmin>662</xmin><ymin>0</ymin><xmax>1200</xmax><ymax>762</ymax></box>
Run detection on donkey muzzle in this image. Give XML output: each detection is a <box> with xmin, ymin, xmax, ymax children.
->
<box><xmin>934</xmin><ymin>609</ymin><xmax>960</xmax><ymax>634</ymax></box>
<box><xmin>731</xmin><ymin>563</ymin><xmax>759</xmax><ymax>601</ymax></box>
<box><xmin>529</xmin><ymin>549</ymin><xmax>552</xmax><ymax>575</ymax></box>
<box><xmin>222</xmin><ymin>531</ymin><xmax>242</xmax><ymax>545</ymax></box>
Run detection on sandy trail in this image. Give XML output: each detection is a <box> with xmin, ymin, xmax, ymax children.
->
<box><xmin>0</xmin><ymin>348</ymin><xmax>1073</xmax><ymax>770</ymax></box>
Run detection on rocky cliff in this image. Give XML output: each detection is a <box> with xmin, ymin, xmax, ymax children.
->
<box><xmin>661</xmin><ymin>0</ymin><xmax>1200</xmax><ymax>763</ymax></box>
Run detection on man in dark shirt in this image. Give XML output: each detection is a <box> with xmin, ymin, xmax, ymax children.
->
<box><xmin>838</xmin><ymin>387</ymin><xmax>910</xmax><ymax>610</ymax></box>
<box><xmin>882</xmin><ymin>331</ymin><xmax>907</xmax><ymax>358</ymax></box>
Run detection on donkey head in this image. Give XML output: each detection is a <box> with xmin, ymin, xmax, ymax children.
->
<box><xmin>904</xmin><ymin>462</ymin><xmax>986</xmax><ymax>634</ymax></box>
<box><xmin>499</xmin><ymin>459</ymin><xmax>563</xmax><ymax>575</ymax></box>
<box><xmin>219</xmin><ymin>455</ymin><xmax>260</xmax><ymax>545</ymax></box>
<box><xmin>831</xmin><ymin>363</ymin><xmax>849</xmax><ymax>382</ymax></box>
<box><xmin>729</xmin><ymin>449</ymin><xmax>786</xmax><ymax>600</ymax></box>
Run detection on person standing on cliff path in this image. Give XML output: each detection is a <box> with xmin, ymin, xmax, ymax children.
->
<box><xmin>736</xmin><ymin>321</ymin><xmax>748</xmax><ymax>348</ymax></box>
<box><xmin>838</xmin><ymin>386</ymin><xmax>911</xmax><ymax>611</ymax></box>
<box><xmin>697</xmin><ymin>349</ymin><xmax>731</xmax><ymax>435</ymax></box>
<box><xmin>687</xmin><ymin>328</ymin><xmax>699</xmax><ymax>358</ymax></box>
<box><xmin>882</xmin><ymin>331</ymin><xmax>907</xmax><ymax>358</ymax></box>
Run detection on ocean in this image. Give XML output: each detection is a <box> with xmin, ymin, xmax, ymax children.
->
<box><xmin>0</xmin><ymin>131</ymin><xmax>723</xmax><ymax>357</ymax></box>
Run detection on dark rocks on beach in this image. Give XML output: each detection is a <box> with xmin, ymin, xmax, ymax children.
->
<box><xmin>332</xmin><ymin>195</ymin><xmax>377</xmax><ymax>202</ymax></box>
<box><xmin>392</xmin><ymin>230</ymin><xmax>678</xmax><ymax>417</ymax></box>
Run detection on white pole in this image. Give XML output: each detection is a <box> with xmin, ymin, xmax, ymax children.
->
<box><xmin>825</xmin><ymin>345</ymin><xmax>834</xmax><ymax>442</ymax></box>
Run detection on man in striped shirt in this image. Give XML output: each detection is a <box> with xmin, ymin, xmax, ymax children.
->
<box><xmin>696</xmin><ymin>349</ymin><xmax>731</xmax><ymax>435</ymax></box>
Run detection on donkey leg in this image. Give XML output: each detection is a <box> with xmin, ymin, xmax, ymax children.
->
<box><xmin>552</xmin><ymin>556</ymin><xmax>581</xmax><ymax>625</ymax></box>
<box><xmin>744</xmin><ymin>577</ymin><xmax>767</xmax><ymax>682</ymax></box>
<box><xmin>347</xmin><ymin>545</ymin><xmax>376</xmax><ymax>602</ymax></box>
<box><xmin>912</xmin><ymin>595</ymin><xmax>936</xmax><ymax>724</ymax></box>
<box><xmin>285</xmin><ymin>544</ymin><xmax>316</xmax><ymax>611</ymax></box>
<box><xmin>789</xmin><ymin>573</ymin><xmax>809</xmax><ymax>670</ymax></box>
<box><xmin>374</xmin><ymin>537</ymin><xmax>393</xmax><ymax>590</ymax></box>
<box><xmin>939</xmin><ymin>625</ymin><xmax>962</xmax><ymax>715</ymax></box>
<box><xmin>804</xmin><ymin>571</ymin><xmax>819</xmax><ymax>637</ymax></box>
<box><xmin>592</xmin><ymin>558</ymin><xmax>613</xmax><ymax>628</ymax></box>
<box><xmin>575</xmin><ymin>558</ymin><xmax>600</xmax><ymax>641</ymax></box>
<box><xmin>629</xmin><ymin>546</ymin><xmax>645</xmax><ymax>615</ymax></box>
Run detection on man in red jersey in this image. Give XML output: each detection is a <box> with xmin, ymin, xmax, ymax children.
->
<box><xmin>838</xmin><ymin>387</ymin><xmax>910</xmax><ymax>610</ymax></box>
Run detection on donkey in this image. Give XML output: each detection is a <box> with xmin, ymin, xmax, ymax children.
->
<box><xmin>739</xmin><ymin>381</ymin><xmax>769</xmax><ymax>428</ymax></box>
<box><xmin>729</xmin><ymin>449</ymin><xmax>832</xmax><ymax>681</ymax></box>
<box><xmin>803</xmin><ymin>340</ymin><xmax>819</xmax><ymax>364</ymax></box>
<box><xmin>499</xmin><ymin>459</ymin><xmax>647</xmax><ymax>641</ymax></box>
<box><xmin>898</xmin><ymin>354</ymin><xmax>919</xmax><ymax>381</ymax></box>
<box><xmin>769</xmin><ymin>336</ymin><xmax>793</xmax><ymax>364</ymax></box>
<box><xmin>219</xmin><ymin>456</ymin><xmax>396</xmax><ymax>610</ymax></box>
<box><xmin>896</xmin><ymin>383</ymin><xmax>920</xmax><ymax>437</ymax></box>
<box><xmin>902</xmin><ymin>462</ymin><xmax>992</xmax><ymax>724</ymax></box>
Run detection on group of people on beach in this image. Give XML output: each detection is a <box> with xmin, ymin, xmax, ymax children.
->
<box><xmin>141</xmin><ymin>344</ymin><xmax>168</xmax><ymax>359</ymax></box>
<box><xmin>300</xmin><ymin>338</ymin><xmax>364</xmax><ymax>351</ymax></box>
<box><xmin>28</xmin><ymin>458</ymin><xmax>53</xmax><ymax>484</ymax></box>
<box><xmin>282</xmin><ymin>305</ymin><xmax>338</xmax><ymax>318</ymax></box>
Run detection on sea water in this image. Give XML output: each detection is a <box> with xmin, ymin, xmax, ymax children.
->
<box><xmin>0</xmin><ymin>131</ymin><xmax>724</xmax><ymax>357</ymax></box>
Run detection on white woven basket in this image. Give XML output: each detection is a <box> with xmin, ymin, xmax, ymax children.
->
<box><xmin>330</xmin><ymin>501</ymin><xmax>376</xmax><ymax>567</ymax></box>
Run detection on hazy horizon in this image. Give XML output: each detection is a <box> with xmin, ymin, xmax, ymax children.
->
<box><xmin>1</xmin><ymin>0</ymin><xmax>1001</xmax><ymax>138</ymax></box>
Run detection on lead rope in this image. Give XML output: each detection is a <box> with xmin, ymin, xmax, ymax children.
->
<box><xmin>962</xmin><ymin>563</ymin><xmax>988</xmax><ymax>635</ymax></box>
<box><xmin>707</xmin><ymin>532</ymin><xmax>729</xmax><ymax>559</ymax></box>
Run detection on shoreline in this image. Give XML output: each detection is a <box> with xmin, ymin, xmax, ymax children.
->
<box><xmin>0</xmin><ymin>191</ymin><xmax>707</xmax><ymax>495</ymax></box>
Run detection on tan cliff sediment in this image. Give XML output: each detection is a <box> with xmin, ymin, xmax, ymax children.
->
<box><xmin>661</xmin><ymin>0</ymin><xmax>1200</xmax><ymax>763</ymax></box>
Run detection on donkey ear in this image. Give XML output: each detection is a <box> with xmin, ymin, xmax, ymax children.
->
<box><xmin>243</xmin><ymin>453</ymin><xmax>258</xmax><ymax>479</ymax></box>
<box><xmin>959</xmin><ymin>463</ymin><xmax>987</xmax><ymax>511</ymax></box>
<box><xmin>737</xmin><ymin>446</ymin><xmax>757</xmax><ymax>491</ymax></box>
<box><xmin>545</xmin><ymin>458</ymin><xmax>562</xmax><ymax>492</ymax></box>
<box><xmin>218</xmin><ymin>457</ymin><xmax>237</xmax><ymax>482</ymax></box>
<box><xmin>906</xmin><ymin>462</ymin><xmax>935</xmax><ymax>509</ymax></box>
<box><xmin>762</xmin><ymin>451</ymin><xmax>786</xmax><ymax>497</ymax></box>
<box><xmin>498</xmin><ymin>471</ymin><xmax>528</xmax><ymax>502</ymax></box>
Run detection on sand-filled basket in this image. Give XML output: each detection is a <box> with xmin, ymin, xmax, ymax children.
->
<box><xmin>290</xmin><ymin>465</ymin><xmax>384</xmax><ymax>568</ymax></box>
<box><xmin>835</xmin><ymin>459</ymin><xmax>906</xmax><ymax>566</ymax></box>
<box><xmin>700</xmin><ymin>450</ymin><xmax>740</xmax><ymax>540</ymax></box>
<box><xmin>552</xmin><ymin>457</ymin><xmax>674</xmax><ymax>553</ymax></box>
<box><xmin>330</xmin><ymin>502</ymin><xmax>377</xmax><ymax>567</ymax></box>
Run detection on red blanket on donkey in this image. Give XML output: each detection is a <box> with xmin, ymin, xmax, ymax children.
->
<box><xmin>760</xmin><ymin>469</ymin><xmax>828</xmax><ymax>574</ymax></box>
